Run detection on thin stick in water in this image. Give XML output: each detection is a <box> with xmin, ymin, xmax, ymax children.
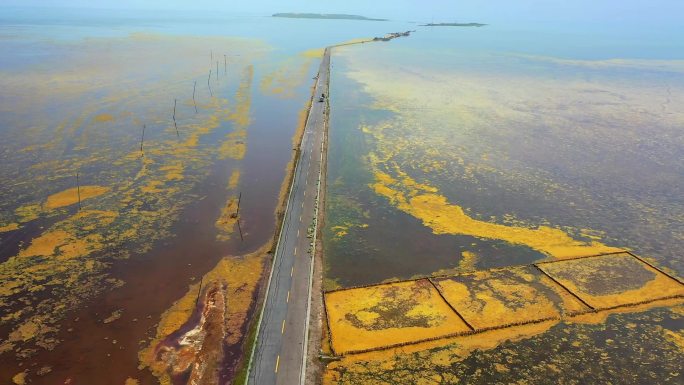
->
<box><xmin>76</xmin><ymin>172</ymin><xmax>81</xmax><ymax>210</ymax></box>
<box><xmin>224</xmin><ymin>55</ymin><xmax>227</xmax><ymax>74</ymax></box>
<box><xmin>216</xmin><ymin>61</ymin><xmax>219</xmax><ymax>80</ymax></box>
<box><xmin>173</xmin><ymin>99</ymin><xmax>179</xmax><ymax>138</ymax></box>
<box><xmin>193</xmin><ymin>80</ymin><xmax>198</xmax><ymax>113</ymax></box>
<box><xmin>236</xmin><ymin>191</ymin><xmax>242</xmax><ymax>216</ymax></box>
<box><xmin>208</xmin><ymin>70</ymin><xmax>213</xmax><ymax>97</ymax></box>
<box><xmin>140</xmin><ymin>124</ymin><xmax>146</xmax><ymax>155</ymax></box>
<box><xmin>195</xmin><ymin>277</ymin><xmax>203</xmax><ymax>306</ymax></box>
<box><xmin>237</xmin><ymin>219</ymin><xmax>244</xmax><ymax>242</ymax></box>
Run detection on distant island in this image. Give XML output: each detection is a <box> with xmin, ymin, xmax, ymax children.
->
<box><xmin>421</xmin><ymin>22</ymin><xmax>487</xmax><ymax>27</ymax></box>
<box><xmin>273</xmin><ymin>13</ymin><xmax>387</xmax><ymax>21</ymax></box>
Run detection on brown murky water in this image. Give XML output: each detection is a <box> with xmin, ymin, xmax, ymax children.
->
<box><xmin>0</xmin><ymin>31</ymin><xmax>319</xmax><ymax>384</ymax></box>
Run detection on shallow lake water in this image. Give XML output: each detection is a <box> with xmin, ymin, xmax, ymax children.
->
<box><xmin>322</xmin><ymin>18</ymin><xmax>684</xmax><ymax>385</ymax></box>
<box><xmin>0</xmin><ymin>8</ymin><xmax>411</xmax><ymax>384</ymax></box>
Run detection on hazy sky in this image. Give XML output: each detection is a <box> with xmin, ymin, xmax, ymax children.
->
<box><xmin>3</xmin><ymin>0</ymin><xmax>683</xmax><ymax>24</ymax></box>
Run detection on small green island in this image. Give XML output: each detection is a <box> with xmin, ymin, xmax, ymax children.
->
<box><xmin>421</xmin><ymin>22</ymin><xmax>487</xmax><ymax>27</ymax></box>
<box><xmin>272</xmin><ymin>13</ymin><xmax>387</xmax><ymax>21</ymax></box>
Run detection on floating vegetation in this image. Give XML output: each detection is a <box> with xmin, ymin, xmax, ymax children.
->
<box><xmin>323</xmin><ymin>41</ymin><xmax>684</xmax><ymax>383</ymax></box>
<box><xmin>369</xmin><ymin>166</ymin><xmax>622</xmax><ymax>259</ymax></box>
<box><xmin>325</xmin><ymin>42</ymin><xmax>684</xmax><ymax>284</ymax></box>
<box><xmin>325</xmin><ymin>280</ymin><xmax>470</xmax><ymax>354</ymax></box>
<box><xmin>324</xmin><ymin>252</ymin><xmax>684</xmax><ymax>355</ymax></box>
<box><xmin>44</xmin><ymin>185</ymin><xmax>109</xmax><ymax>209</ymax></box>
<box><xmin>538</xmin><ymin>253</ymin><xmax>684</xmax><ymax>309</ymax></box>
<box><xmin>260</xmin><ymin>50</ymin><xmax>321</xmax><ymax>98</ymax></box>
<box><xmin>0</xmin><ymin>33</ymin><xmax>270</xmax><ymax>377</ymax></box>
<box><xmin>432</xmin><ymin>266</ymin><xmax>588</xmax><ymax>329</ymax></box>
<box><xmin>216</xmin><ymin>195</ymin><xmax>239</xmax><ymax>241</ymax></box>
<box><xmin>324</xmin><ymin>303</ymin><xmax>684</xmax><ymax>385</ymax></box>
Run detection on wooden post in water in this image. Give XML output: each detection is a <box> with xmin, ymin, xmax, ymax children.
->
<box><xmin>193</xmin><ymin>80</ymin><xmax>198</xmax><ymax>113</ymax></box>
<box><xmin>216</xmin><ymin>61</ymin><xmax>219</xmax><ymax>80</ymax></box>
<box><xmin>76</xmin><ymin>172</ymin><xmax>81</xmax><ymax>210</ymax></box>
<box><xmin>195</xmin><ymin>277</ymin><xmax>203</xmax><ymax>306</ymax></box>
<box><xmin>140</xmin><ymin>124</ymin><xmax>146</xmax><ymax>155</ymax></box>
<box><xmin>236</xmin><ymin>192</ymin><xmax>242</xmax><ymax>216</ymax></box>
<box><xmin>237</xmin><ymin>218</ymin><xmax>244</xmax><ymax>241</ymax></box>
<box><xmin>208</xmin><ymin>70</ymin><xmax>213</xmax><ymax>97</ymax></box>
<box><xmin>173</xmin><ymin>99</ymin><xmax>179</xmax><ymax>138</ymax></box>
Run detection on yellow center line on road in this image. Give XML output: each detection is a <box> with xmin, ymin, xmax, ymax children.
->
<box><xmin>294</xmin><ymin>247</ymin><xmax>297</xmax><ymax>255</ymax></box>
<box><xmin>282</xmin><ymin>319</ymin><xmax>286</xmax><ymax>334</ymax></box>
<box><xmin>275</xmin><ymin>355</ymin><xmax>280</xmax><ymax>373</ymax></box>
<box><xmin>297</xmin><ymin>229</ymin><xmax>300</xmax><ymax>237</ymax></box>
<box><xmin>291</xmin><ymin>266</ymin><xmax>294</xmax><ymax>276</ymax></box>
<box><xmin>287</xmin><ymin>290</ymin><xmax>290</xmax><ymax>303</ymax></box>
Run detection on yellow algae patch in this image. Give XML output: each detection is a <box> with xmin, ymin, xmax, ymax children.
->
<box><xmin>538</xmin><ymin>253</ymin><xmax>684</xmax><ymax>310</ymax></box>
<box><xmin>302</xmin><ymin>47</ymin><xmax>325</xmax><ymax>59</ymax></box>
<box><xmin>229</xmin><ymin>65</ymin><xmax>254</xmax><ymax>128</ymax></box>
<box><xmin>17</xmin><ymin>228</ymin><xmax>105</xmax><ymax>260</ymax></box>
<box><xmin>260</xmin><ymin>55</ymin><xmax>315</xmax><ymax>98</ymax></box>
<box><xmin>432</xmin><ymin>267</ymin><xmax>588</xmax><ymax>330</ymax></box>
<box><xmin>331</xmin><ymin>223</ymin><xmax>367</xmax><ymax>239</ymax></box>
<box><xmin>323</xmin><ymin>320</ymin><xmax>557</xmax><ymax>385</ymax></box>
<box><xmin>14</xmin><ymin>203</ymin><xmax>43</xmax><ymax>223</ymax></box>
<box><xmin>219</xmin><ymin>129</ymin><xmax>247</xmax><ymax>160</ymax></box>
<box><xmin>227</xmin><ymin>169</ymin><xmax>241</xmax><ymax>190</ymax></box>
<box><xmin>663</xmin><ymin>329</ymin><xmax>684</xmax><ymax>353</ymax></box>
<box><xmin>0</xmin><ymin>223</ymin><xmax>20</xmax><ymax>233</ymax></box>
<box><xmin>16</xmin><ymin>211</ymin><xmax>115</xmax><ymax>260</ymax></box>
<box><xmin>215</xmin><ymin>195</ymin><xmax>239</xmax><ymax>241</ymax></box>
<box><xmin>12</xmin><ymin>371</ymin><xmax>27</xmax><ymax>385</ymax></box>
<box><xmin>325</xmin><ymin>279</ymin><xmax>470</xmax><ymax>354</ymax></box>
<box><xmin>18</xmin><ymin>230</ymin><xmax>71</xmax><ymax>258</ymax></box>
<box><xmin>323</xmin><ymin>297</ymin><xmax>684</xmax><ymax>384</ymax></box>
<box><xmin>9</xmin><ymin>319</ymin><xmax>43</xmax><ymax>342</ymax></box>
<box><xmin>331</xmin><ymin>225</ymin><xmax>349</xmax><ymax>239</ymax></box>
<box><xmin>370</xmin><ymin>168</ymin><xmax>622</xmax><ymax>259</ymax></box>
<box><xmin>45</xmin><ymin>185</ymin><xmax>109</xmax><ymax>209</ymax></box>
<box><xmin>124</xmin><ymin>378</ymin><xmax>140</xmax><ymax>385</ymax></box>
<box><xmin>93</xmin><ymin>113</ymin><xmax>114</xmax><ymax>122</ymax></box>
<box><xmin>54</xmin><ymin>233</ymin><xmax>104</xmax><ymax>260</ymax></box>
<box><xmin>160</xmin><ymin>163</ymin><xmax>184</xmax><ymax>181</ymax></box>
<box><xmin>457</xmin><ymin>251</ymin><xmax>477</xmax><ymax>272</ymax></box>
<box><xmin>141</xmin><ymin>180</ymin><xmax>165</xmax><ymax>194</ymax></box>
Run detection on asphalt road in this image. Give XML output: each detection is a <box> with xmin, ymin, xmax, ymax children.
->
<box><xmin>247</xmin><ymin>47</ymin><xmax>330</xmax><ymax>385</ymax></box>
